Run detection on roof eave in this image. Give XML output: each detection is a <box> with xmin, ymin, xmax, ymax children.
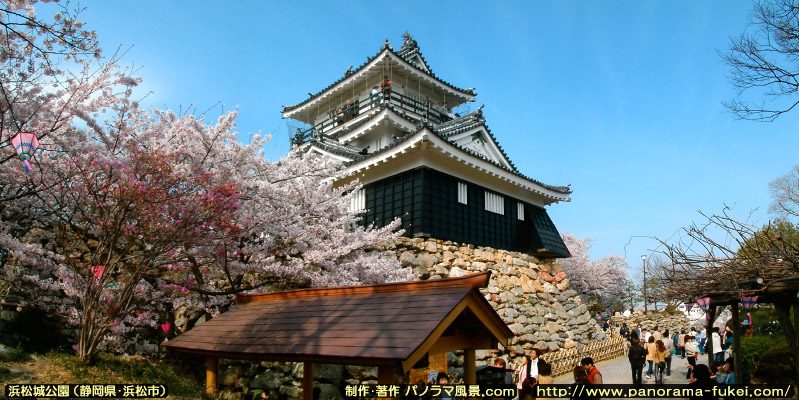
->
<box><xmin>347</xmin><ymin>129</ymin><xmax>572</xmax><ymax>203</ymax></box>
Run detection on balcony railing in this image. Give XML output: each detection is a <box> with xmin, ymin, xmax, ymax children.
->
<box><xmin>290</xmin><ymin>90</ymin><xmax>456</xmax><ymax>147</ymax></box>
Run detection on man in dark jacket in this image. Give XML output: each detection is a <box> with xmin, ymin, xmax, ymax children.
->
<box><xmin>628</xmin><ymin>337</ymin><xmax>647</xmax><ymax>388</ymax></box>
<box><xmin>620</xmin><ymin>323</ymin><xmax>631</xmax><ymax>341</ymax></box>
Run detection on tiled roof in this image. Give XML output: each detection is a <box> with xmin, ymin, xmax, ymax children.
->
<box><xmin>397</xmin><ymin>31</ymin><xmax>430</xmax><ymax>74</ymax></box>
<box><xmin>281</xmin><ymin>34</ymin><xmax>475</xmax><ymax>114</ymax></box>
<box><xmin>304</xmin><ymin>136</ymin><xmax>365</xmax><ymax>161</ymax></box>
<box><xmin>346</xmin><ymin>109</ymin><xmax>572</xmax><ymax>195</ymax></box>
<box><xmin>430</xmin><ymin>107</ymin><xmax>519</xmax><ymax>173</ymax></box>
<box><xmin>162</xmin><ymin>271</ymin><xmax>512</xmax><ymax>369</ymax></box>
<box><xmin>298</xmin><ymin>105</ymin><xmax>571</xmax><ymax>196</ymax></box>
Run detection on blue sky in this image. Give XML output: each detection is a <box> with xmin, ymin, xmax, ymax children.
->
<box><xmin>67</xmin><ymin>1</ymin><xmax>798</xmax><ymax>280</ymax></box>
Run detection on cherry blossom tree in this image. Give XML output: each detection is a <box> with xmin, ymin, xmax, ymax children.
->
<box><xmin>558</xmin><ymin>233</ymin><xmax>628</xmax><ymax>311</ymax></box>
<box><xmin>5</xmin><ymin>107</ymin><xmax>411</xmax><ymax>362</ymax></box>
<box><xmin>0</xmin><ymin>0</ymin><xmax>139</xmax><ymax>270</ymax></box>
<box><xmin>0</xmin><ymin>1</ymin><xmax>412</xmax><ymax>362</ymax></box>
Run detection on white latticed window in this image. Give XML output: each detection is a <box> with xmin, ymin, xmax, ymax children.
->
<box><xmin>484</xmin><ymin>191</ymin><xmax>504</xmax><ymax>215</ymax></box>
<box><xmin>517</xmin><ymin>202</ymin><xmax>525</xmax><ymax>220</ymax></box>
<box><xmin>349</xmin><ymin>189</ymin><xmax>366</xmax><ymax>212</ymax></box>
<box><xmin>457</xmin><ymin>182</ymin><xmax>468</xmax><ymax>204</ymax></box>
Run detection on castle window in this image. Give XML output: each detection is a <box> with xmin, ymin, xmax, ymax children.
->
<box><xmin>517</xmin><ymin>202</ymin><xmax>525</xmax><ymax>220</ymax></box>
<box><xmin>484</xmin><ymin>191</ymin><xmax>504</xmax><ymax>215</ymax></box>
<box><xmin>349</xmin><ymin>188</ymin><xmax>366</xmax><ymax>212</ymax></box>
<box><xmin>458</xmin><ymin>182</ymin><xmax>468</xmax><ymax>204</ymax></box>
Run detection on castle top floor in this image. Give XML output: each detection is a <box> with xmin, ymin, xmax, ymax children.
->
<box><xmin>281</xmin><ymin>33</ymin><xmax>476</xmax><ymax>130</ymax></box>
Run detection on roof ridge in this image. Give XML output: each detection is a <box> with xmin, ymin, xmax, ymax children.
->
<box><xmin>236</xmin><ymin>271</ymin><xmax>491</xmax><ymax>303</ymax></box>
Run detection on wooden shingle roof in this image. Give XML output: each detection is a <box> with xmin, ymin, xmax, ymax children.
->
<box><xmin>163</xmin><ymin>271</ymin><xmax>513</xmax><ymax>373</ymax></box>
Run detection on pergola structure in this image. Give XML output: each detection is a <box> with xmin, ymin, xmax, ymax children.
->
<box><xmin>163</xmin><ymin>271</ymin><xmax>513</xmax><ymax>398</ymax></box>
<box><xmin>660</xmin><ymin>258</ymin><xmax>799</xmax><ymax>386</ymax></box>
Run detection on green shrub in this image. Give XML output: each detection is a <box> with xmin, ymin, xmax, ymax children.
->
<box><xmin>755</xmin><ymin>342</ymin><xmax>794</xmax><ymax>384</ymax></box>
<box><xmin>741</xmin><ymin>335</ymin><xmax>795</xmax><ymax>384</ymax></box>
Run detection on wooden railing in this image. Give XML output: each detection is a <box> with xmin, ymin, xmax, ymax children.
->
<box><xmin>289</xmin><ymin>90</ymin><xmax>455</xmax><ymax>147</ymax></box>
<box><xmin>539</xmin><ymin>333</ymin><xmax>629</xmax><ymax>377</ymax></box>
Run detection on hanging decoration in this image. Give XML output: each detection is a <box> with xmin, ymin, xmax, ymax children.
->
<box><xmin>740</xmin><ymin>292</ymin><xmax>758</xmax><ymax>311</ymax></box>
<box><xmin>684</xmin><ymin>301</ymin><xmax>695</xmax><ymax>312</ymax></box>
<box><xmin>696</xmin><ymin>297</ymin><xmax>711</xmax><ymax>319</ymax></box>
<box><xmin>10</xmin><ymin>132</ymin><xmax>40</xmax><ymax>173</ymax></box>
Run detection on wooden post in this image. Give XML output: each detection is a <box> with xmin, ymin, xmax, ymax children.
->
<box><xmin>464</xmin><ymin>349</ymin><xmax>476</xmax><ymax>385</ymax></box>
<box><xmin>303</xmin><ymin>362</ymin><xmax>314</xmax><ymax>400</ymax></box>
<box><xmin>794</xmin><ymin>303</ymin><xmax>799</xmax><ymax>390</ymax></box>
<box><xmin>206</xmin><ymin>357</ymin><xmax>218</xmax><ymax>394</ymax></box>
<box><xmin>731</xmin><ymin>302</ymin><xmax>742</xmax><ymax>384</ymax></box>
<box><xmin>705</xmin><ymin>306</ymin><xmax>717</xmax><ymax>368</ymax></box>
<box><xmin>378</xmin><ymin>364</ymin><xmax>396</xmax><ymax>384</ymax></box>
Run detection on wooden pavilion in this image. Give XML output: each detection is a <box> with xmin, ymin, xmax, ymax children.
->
<box><xmin>163</xmin><ymin>271</ymin><xmax>514</xmax><ymax>398</ymax></box>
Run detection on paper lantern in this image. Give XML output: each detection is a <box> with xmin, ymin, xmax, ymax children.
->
<box><xmin>696</xmin><ymin>297</ymin><xmax>711</xmax><ymax>319</ymax></box>
<box><xmin>696</xmin><ymin>297</ymin><xmax>711</xmax><ymax>310</ymax></box>
<box><xmin>10</xmin><ymin>132</ymin><xmax>39</xmax><ymax>173</ymax></box>
<box><xmin>740</xmin><ymin>292</ymin><xmax>758</xmax><ymax>311</ymax></box>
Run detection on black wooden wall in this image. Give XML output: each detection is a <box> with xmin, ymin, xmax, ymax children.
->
<box><xmin>362</xmin><ymin>167</ymin><xmax>570</xmax><ymax>258</ymax></box>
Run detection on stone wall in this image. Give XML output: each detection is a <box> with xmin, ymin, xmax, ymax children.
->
<box><xmin>610</xmin><ymin>311</ymin><xmax>691</xmax><ymax>337</ymax></box>
<box><xmin>390</xmin><ymin>237</ymin><xmax>607</xmax><ymax>359</ymax></box>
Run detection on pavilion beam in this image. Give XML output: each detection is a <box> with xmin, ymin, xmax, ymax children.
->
<box><xmin>303</xmin><ymin>362</ymin><xmax>314</xmax><ymax>400</ymax></box>
<box><xmin>206</xmin><ymin>356</ymin><xmax>218</xmax><ymax>395</ymax></box>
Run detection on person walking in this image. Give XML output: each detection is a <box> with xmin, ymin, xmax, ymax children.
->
<box><xmin>711</xmin><ymin>327</ymin><xmax>724</xmax><ymax>364</ymax></box>
<box><xmin>685</xmin><ymin>335</ymin><xmax>699</xmax><ymax>380</ymax></box>
<box><xmin>653</xmin><ymin>340</ymin><xmax>669</xmax><ymax>385</ymax></box>
<box><xmin>568</xmin><ymin>366</ymin><xmax>593</xmax><ymax>400</ymax></box>
<box><xmin>677</xmin><ymin>330</ymin><xmax>686</xmax><ymax>358</ymax></box>
<box><xmin>529</xmin><ymin>348</ymin><xmax>543</xmax><ymax>380</ymax></box>
<box><xmin>642</xmin><ymin>328</ymin><xmax>652</xmax><ymax>344</ymax></box>
<box><xmin>627</xmin><ymin>337</ymin><xmax>646</xmax><ymax>388</ymax></box>
<box><xmin>663</xmin><ymin>329</ymin><xmax>674</xmax><ymax>376</ymax></box>
<box><xmin>536</xmin><ymin>363</ymin><xmax>553</xmax><ymax>400</ymax></box>
<box><xmin>515</xmin><ymin>355</ymin><xmax>532</xmax><ymax>392</ymax></box>
<box><xmin>581</xmin><ymin>357</ymin><xmax>603</xmax><ymax>386</ymax></box>
<box><xmin>701</xmin><ymin>328</ymin><xmax>709</xmax><ymax>355</ymax></box>
<box><xmin>644</xmin><ymin>336</ymin><xmax>657</xmax><ymax>379</ymax></box>
<box><xmin>620</xmin><ymin>323</ymin><xmax>631</xmax><ymax>342</ymax></box>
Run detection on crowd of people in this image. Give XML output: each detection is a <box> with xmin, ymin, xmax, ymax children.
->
<box><xmin>412</xmin><ymin>321</ymin><xmax>743</xmax><ymax>400</ymax></box>
<box><xmin>621</xmin><ymin>322</ymin><xmax>742</xmax><ymax>394</ymax></box>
